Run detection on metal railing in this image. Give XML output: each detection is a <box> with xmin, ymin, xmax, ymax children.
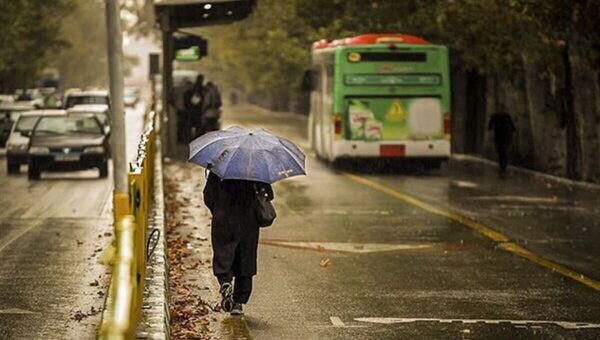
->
<box><xmin>98</xmin><ymin>111</ymin><xmax>157</xmax><ymax>339</ymax></box>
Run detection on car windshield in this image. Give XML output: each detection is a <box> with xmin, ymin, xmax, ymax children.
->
<box><xmin>34</xmin><ymin>116</ymin><xmax>102</xmax><ymax>135</ymax></box>
<box><xmin>66</xmin><ymin>96</ymin><xmax>108</xmax><ymax>108</ymax></box>
<box><xmin>15</xmin><ymin>116</ymin><xmax>39</xmax><ymax>132</ymax></box>
<box><xmin>95</xmin><ymin>112</ymin><xmax>110</xmax><ymax>127</ymax></box>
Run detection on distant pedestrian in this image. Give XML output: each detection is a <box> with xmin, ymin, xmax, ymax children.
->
<box><xmin>202</xmin><ymin>81</ymin><xmax>222</xmax><ymax>112</ymax></box>
<box><xmin>189</xmin><ymin>75</ymin><xmax>206</xmax><ymax>138</ymax></box>
<box><xmin>488</xmin><ymin>110</ymin><xmax>516</xmax><ymax>177</ymax></box>
<box><xmin>200</xmin><ymin>81</ymin><xmax>222</xmax><ymax>134</ymax></box>
<box><xmin>229</xmin><ymin>91</ymin><xmax>238</xmax><ymax>105</ymax></box>
<box><xmin>203</xmin><ymin>170</ymin><xmax>274</xmax><ymax>316</ymax></box>
<box><xmin>175</xmin><ymin>78</ymin><xmax>192</xmax><ymax>143</ymax></box>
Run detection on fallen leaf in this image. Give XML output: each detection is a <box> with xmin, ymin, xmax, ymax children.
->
<box><xmin>320</xmin><ymin>258</ymin><xmax>331</xmax><ymax>268</ymax></box>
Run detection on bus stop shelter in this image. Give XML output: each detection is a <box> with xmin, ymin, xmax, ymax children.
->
<box><xmin>154</xmin><ymin>0</ymin><xmax>256</xmax><ymax>156</ymax></box>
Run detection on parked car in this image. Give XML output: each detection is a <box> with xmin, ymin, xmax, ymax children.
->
<box><xmin>0</xmin><ymin>94</ymin><xmax>15</xmax><ymax>104</ymax></box>
<box><xmin>0</xmin><ymin>103</ymin><xmax>36</xmax><ymax>147</ymax></box>
<box><xmin>5</xmin><ymin>110</ymin><xmax>66</xmax><ymax>174</ymax></box>
<box><xmin>28</xmin><ymin>114</ymin><xmax>109</xmax><ymax>179</ymax></box>
<box><xmin>124</xmin><ymin>86</ymin><xmax>140</xmax><ymax>107</ymax></box>
<box><xmin>67</xmin><ymin>104</ymin><xmax>111</xmax><ymax>134</ymax></box>
<box><xmin>14</xmin><ymin>88</ymin><xmax>44</xmax><ymax>108</ymax></box>
<box><xmin>63</xmin><ymin>90</ymin><xmax>110</xmax><ymax>109</ymax></box>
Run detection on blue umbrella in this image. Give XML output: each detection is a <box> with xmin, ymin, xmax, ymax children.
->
<box><xmin>188</xmin><ymin>126</ymin><xmax>306</xmax><ymax>183</ymax></box>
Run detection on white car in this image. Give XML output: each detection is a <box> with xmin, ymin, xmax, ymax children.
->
<box><xmin>5</xmin><ymin>109</ymin><xmax>66</xmax><ymax>174</ymax></box>
<box><xmin>124</xmin><ymin>87</ymin><xmax>140</xmax><ymax>107</ymax></box>
<box><xmin>63</xmin><ymin>90</ymin><xmax>110</xmax><ymax>109</ymax></box>
<box><xmin>67</xmin><ymin>104</ymin><xmax>111</xmax><ymax>134</ymax></box>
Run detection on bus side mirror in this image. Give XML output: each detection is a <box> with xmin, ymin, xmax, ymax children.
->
<box><xmin>301</xmin><ymin>69</ymin><xmax>313</xmax><ymax>92</ymax></box>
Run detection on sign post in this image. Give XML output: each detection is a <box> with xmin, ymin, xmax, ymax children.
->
<box><xmin>105</xmin><ymin>0</ymin><xmax>129</xmax><ymax>220</ymax></box>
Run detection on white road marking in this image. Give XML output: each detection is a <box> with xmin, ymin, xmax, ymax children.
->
<box><xmin>468</xmin><ymin>196</ymin><xmax>559</xmax><ymax>203</ymax></box>
<box><xmin>452</xmin><ymin>180</ymin><xmax>478</xmax><ymax>188</ymax></box>
<box><xmin>311</xmin><ymin>209</ymin><xmax>392</xmax><ymax>216</ymax></box>
<box><xmin>354</xmin><ymin>317</ymin><xmax>600</xmax><ymax>329</ymax></box>
<box><xmin>0</xmin><ymin>308</ymin><xmax>36</xmax><ymax>314</ymax></box>
<box><xmin>330</xmin><ymin>317</ymin><xmax>345</xmax><ymax>327</ymax></box>
<box><xmin>0</xmin><ymin>222</ymin><xmax>41</xmax><ymax>253</ymax></box>
<box><xmin>260</xmin><ymin>240</ymin><xmax>434</xmax><ymax>253</ymax></box>
<box><xmin>497</xmin><ymin>204</ymin><xmax>585</xmax><ymax>212</ymax></box>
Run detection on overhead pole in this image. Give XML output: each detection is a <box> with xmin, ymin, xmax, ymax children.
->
<box><xmin>105</xmin><ymin>0</ymin><xmax>129</xmax><ymax>220</ymax></box>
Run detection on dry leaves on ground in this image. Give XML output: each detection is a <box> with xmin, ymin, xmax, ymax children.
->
<box><xmin>165</xmin><ymin>164</ymin><xmax>218</xmax><ymax>339</ymax></box>
<box><xmin>320</xmin><ymin>258</ymin><xmax>332</xmax><ymax>268</ymax></box>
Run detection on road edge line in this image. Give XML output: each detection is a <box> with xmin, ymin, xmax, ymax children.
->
<box><xmin>343</xmin><ymin>173</ymin><xmax>600</xmax><ymax>291</ymax></box>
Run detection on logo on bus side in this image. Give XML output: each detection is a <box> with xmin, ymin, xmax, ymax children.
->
<box><xmin>348</xmin><ymin>52</ymin><xmax>361</xmax><ymax>63</ymax></box>
<box><xmin>386</xmin><ymin>100</ymin><xmax>407</xmax><ymax>122</ymax></box>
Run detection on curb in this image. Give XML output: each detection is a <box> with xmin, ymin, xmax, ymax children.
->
<box><xmin>136</xmin><ymin>138</ymin><xmax>171</xmax><ymax>339</ymax></box>
<box><xmin>451</xmin><ymin>153</ymin><xmax>600</xmax><ymax>190</ymax></box>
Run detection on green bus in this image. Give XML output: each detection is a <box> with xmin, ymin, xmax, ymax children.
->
<box><xmin>308</xmin><ymin>33</ymin><xmax>451</xmax><ymax>165</ymax></box>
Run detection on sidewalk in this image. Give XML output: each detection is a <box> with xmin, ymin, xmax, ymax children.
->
<box><xmin>163</xmin><ymin>158</ymin><xmax>222</xmax><ymax>339</ymax></box>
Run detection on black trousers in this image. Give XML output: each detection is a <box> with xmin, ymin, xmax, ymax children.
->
<box><xmin>217</xmin><ymin>274</ymin><xmax>253</xmax><ymax>304</ymax></box>
<box><xmin>176</xmin><ymin>111</ymin><xmax>191</xmax><ymax>144</ymax></box>
<box><xmin>494</xmin><ymin>135</ymin><xmax>511</xmax><ymax>174</ymax></box>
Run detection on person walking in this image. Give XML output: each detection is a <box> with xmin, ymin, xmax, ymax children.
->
<box><xmin>190</xmin><ymin>75</ymin><xmax>206</xmax><ymax>138</ymax></box>
<box><xmin>200</xmin><ymin>81</ymin><xmax>223</xmax><ymax>133</ymax></box>
<box><xmin>203</xmin><ymin>170</ymin><xmax>274</xmax><ymax>315</ymax></box>
<box><xmin>488</xmin><ymin>110</ymin><xmax>516</xmax><ymax>177</ymax></box>
<box><xmin>190</xmin><ymin>126</ymin><xmax>306</xmax><ymax>316</ymax></box>
<box><xmin>176</xmin><ymin>78</ymin><xmax>192</xmax><ymax>143</ymax></box>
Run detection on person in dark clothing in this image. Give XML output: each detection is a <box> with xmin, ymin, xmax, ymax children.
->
<box><xmin>190</xmin><ymin>75</ymin><xmax>206</xmax><ymax>138</ymax></box>
<box><xmin>200</xmin><ymin>81</ymin><xmax>223</xmax><ymax>134</ymax></box>
<box><xmin>203</xmin><ymin>171</ymin><xmax>274</xmax><ymax>315</ymax></box>
<box><xmin>176</xmin><ymin>79</ymin><xmax>193</xmax><ymax>143</ymax></box>
<box><xmin>488</xmin><ymin>112</ymin><xmax>516</xmax><ymax>177</ymax></box>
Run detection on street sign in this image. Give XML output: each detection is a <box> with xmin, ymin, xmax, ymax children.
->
<box><xmin>173</xmin><ymin>35</ymin><xmax>208</xmax><ymax>61</ymax></box>
<box><xmin>149</xmin><ymin>53</ymin><xmax>160</xmax><ymax>77</ymax></box>
<box><xmin>175</xmin><ymin>46</ymin><xmax>200</xmax><ymax>61</ymax></box>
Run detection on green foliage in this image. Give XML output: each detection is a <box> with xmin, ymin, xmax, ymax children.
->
<box><xmin>193</xmin><ymin>0</ymin><xmax>314</xmax><ymax>107</ymax></box>
<box><xmin>48</xmin><ymin>0</ymin><xmax>109</xmax><ymax>89</ymax></box>
<box><xmin>0</xmin><ymin>0</ymin><xmax>74</xmax><ymax>90</ymax></box>
<box><xmin>191</xmin><ymin>0</ymin><xmax>598</xmax><ymax>103</ymax></box>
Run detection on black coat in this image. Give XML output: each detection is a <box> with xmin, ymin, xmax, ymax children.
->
<box><xmin>203</xmin><ymin>172</ymin><xmax>274</xmax><ymax>277</ymax></box>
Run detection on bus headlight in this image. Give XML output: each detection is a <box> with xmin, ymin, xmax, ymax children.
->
<box><xmin>30</xmin><ymin>146</ymin><xmax>50</xmax><ymax>154</ymax></box>
<box><xmin>83</xmin><ymin>146</ymin><xmax>105</xmax><ymax>154</ymax></box>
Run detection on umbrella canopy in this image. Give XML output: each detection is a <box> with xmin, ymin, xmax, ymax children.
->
<box><xmin>188</xmin><ymin>126</ymin><xmax>306</xmax><ymax>183</ymax></box>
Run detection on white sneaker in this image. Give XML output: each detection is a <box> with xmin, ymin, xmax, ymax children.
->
<box><xmin>219</xmin><ymin>283</ymin><xmax>234</xmax><ymax>312</ymax></box>
<box><xmin>230</xmin><ymin>302</ymin><xmax>244</xmax><ymax>316</ymax></box>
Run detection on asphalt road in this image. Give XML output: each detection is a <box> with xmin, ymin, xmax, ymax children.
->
<box><xmin>0</xmin><ymin>103</ymin><xmax>145</xmax><ymax>339</ymax></box>
<box><xmin>217</xmin><ymin>104</ymin><xmax>600</xmax><ymax>339</ymax></box>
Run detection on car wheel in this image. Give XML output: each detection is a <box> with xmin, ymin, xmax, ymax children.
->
<box><xmin>28</xmin><ymin>161</ymin><xmax>41</xmax><ymax>180</ymax></box>
<box><xmin>7</xmin><ymin>158</ymin><xmax>20</xmax><ymax>174</ymax></box>
<box><xmin>99</xmin><ymin>161</ymin><xmax>109</xmax><ymax>178</ymax></box>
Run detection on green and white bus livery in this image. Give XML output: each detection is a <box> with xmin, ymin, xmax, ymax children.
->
<box><xmin>308</xmin><ymin>34</ymin><xmax>451</xmax><ymax>164</ymax></box>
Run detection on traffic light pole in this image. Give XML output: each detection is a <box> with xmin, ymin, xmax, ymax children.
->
<box><xmin>105</xmin><ymin>0</ymin><xmax>129</xmax><ymax>220</ymax></box>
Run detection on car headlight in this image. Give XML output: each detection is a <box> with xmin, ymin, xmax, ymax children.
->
<box><xmin>29</xmin><ymin>146</ymin><xmax>50</xmax><ymax>154</ymax></box>
<box><xmin>83</xmin><ymin>146</ymin><xmax>105</xmax><ymax>154</ymax></box>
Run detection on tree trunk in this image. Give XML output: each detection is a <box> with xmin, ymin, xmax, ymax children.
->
<box><xmin>569</xmin><ymin>46</ymin><xmax>600</xmax><ymax>182</ymax></box>
<box><xmin>464</xmin><ymin>69</ymin><xmax>486</xmax><ymax>154</ymax></box>
<box><xmin>562</xmin><ymin>43</ymin><xmax>584</xmax><ymax>180</ymax></box>
<box><xmin>522</xmin><ymin>57</ymin><xmax>566</xmax><ymax>175</ymax></box>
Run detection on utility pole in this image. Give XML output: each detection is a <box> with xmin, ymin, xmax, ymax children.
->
<box><xmin>105</xmin><ymin>0</ymin><xmax>129</xmax><ymax>220</ymax></box>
